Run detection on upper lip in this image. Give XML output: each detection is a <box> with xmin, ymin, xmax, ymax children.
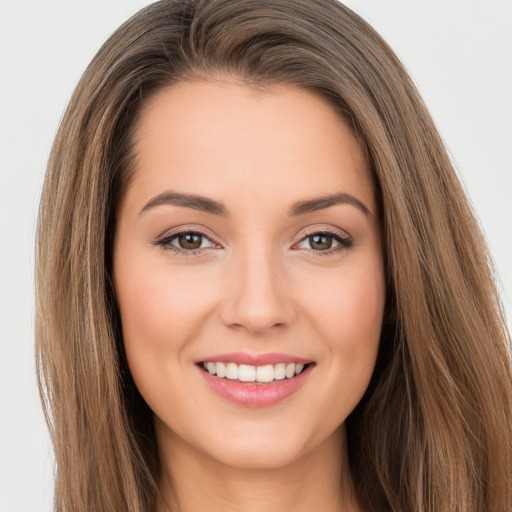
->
<box><xmin>196</xmin><ymin>351</ymin><xmax>313</xmax><ymax>366</ymax></box>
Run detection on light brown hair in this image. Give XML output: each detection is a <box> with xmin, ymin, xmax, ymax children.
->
<box><xmin>36</xmin><ymin>1</ymin><xmax>512</xmax><ymax>510</ymax></box>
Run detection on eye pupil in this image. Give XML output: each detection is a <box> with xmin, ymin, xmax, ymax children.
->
<box><xmin>178</xmin><ymin>233</ymin><xmax>202</xmax><ymax>249</ymax></box>
<box><xmin>310</xmin><ymin>234</ymin><xmax>333</xmax><ymax>250</ymax></box>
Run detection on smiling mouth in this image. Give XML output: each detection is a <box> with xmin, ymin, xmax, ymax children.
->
<box><xmin>198</xmin><ymin>361</ymin><xmax>313</xmax><ymax>384</ymax></box>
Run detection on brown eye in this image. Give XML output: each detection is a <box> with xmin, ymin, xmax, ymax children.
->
<box><xmin>177</xmin><ymin>233</ymin><xmax>203</xmax><ymax>250</ymax></box>
<box><xmin>156</xmin><ymin>230</ymin><xmax>218</xmax><ymax>253</ymax></box>
<box><xmin>309</xmin><ymin>234</ymin><xmax>333</xmax><ymax>250</ymax></box>
<box><xmin>294</xmin><ymin>230</ymin><xmax>352</xmax><ymax>254</ymax></box>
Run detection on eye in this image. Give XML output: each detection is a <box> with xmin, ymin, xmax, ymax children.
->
<box><xmin>156</xmin><ymin>230</ymin><xmax>219</xmax><ymax>254</ymax></box>
<box><xmin>294</xmin><ymin>230</ymin><xmax>352</xmax><ymax>254</ymax></box>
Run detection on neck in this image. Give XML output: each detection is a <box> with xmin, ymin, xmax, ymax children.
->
<box><xmin>155</xmin><ymin>424</ymin><xmax>359</xmax><ymax>512</ymax></box>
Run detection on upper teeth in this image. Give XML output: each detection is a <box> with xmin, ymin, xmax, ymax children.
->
<box><xmin>202</xmin><ymin>362</ymin><xmax>305</xmax><ymax>383</ymax></box>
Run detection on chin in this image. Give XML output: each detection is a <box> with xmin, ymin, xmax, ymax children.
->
<box><xmin>204</xmin><ymin>438</ymin><xmax>308</xmax><ymax>471</ymax></box>
<box><xmin>195</xmin><ymin>418</ymin><xmax>339</xmax><ymax>472</ymax></box>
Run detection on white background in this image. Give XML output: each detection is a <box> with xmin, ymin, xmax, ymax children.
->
<box><xmin>0</xmin><ymin>1</ymin><xmax>511</xmax><ymax>511</ymax></box>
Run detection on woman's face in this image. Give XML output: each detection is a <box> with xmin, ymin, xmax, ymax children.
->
<box><xmin>113</xmin><ymin>80</ymin><xmax>386</xmax><ymax>469</ymax></box>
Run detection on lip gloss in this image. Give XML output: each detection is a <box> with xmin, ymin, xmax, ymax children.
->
<box><xmin>197</xmin><ymin>363</ymin><xmax>314</xmax><ymax>407</ymax></box>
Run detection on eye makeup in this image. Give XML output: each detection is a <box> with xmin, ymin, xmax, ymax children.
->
<box><xmin>153</xmin><ymin>225</ymin><xmax>353</xmax><ymax>258</ymax></box>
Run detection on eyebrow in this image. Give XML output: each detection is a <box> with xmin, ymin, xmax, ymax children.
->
<box><xmin>288</xmin><ymin>193</ymin><xmax>370</xmax><ymax>217</ymax></box>
<box><xmin>139</xmin><ymin>191</ymin><xmax>370</xmax><ymax>217</ymax></box>
<box><xmin>139</xmin><ymin>191</ymin><xmax>228</xmax><ymax>216</ymax></box>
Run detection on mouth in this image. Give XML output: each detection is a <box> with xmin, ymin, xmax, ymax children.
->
<box><xmin>196</xmin><ymin>357</ymin><xmax>316</xmax><ymax>407</ymax></box>
<box><xmin>197</xmin><ymin>361</ymin><xmax>313</xmax><ymax>384</ymax></box>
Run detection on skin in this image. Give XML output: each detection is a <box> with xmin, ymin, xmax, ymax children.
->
<box><xmin>113</xmin><ymin>80</ymin><xmax>386</xmax><ymax>512</ymax></box>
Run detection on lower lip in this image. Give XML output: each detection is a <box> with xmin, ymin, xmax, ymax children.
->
<box><xmin>198</xmin><ymin>364</ymin><xmax>314</xmax><ymax>407</ymax></box>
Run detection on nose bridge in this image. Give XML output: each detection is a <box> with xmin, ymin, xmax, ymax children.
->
<box><xmin>220</xmin><ymin>236</ymin><xmax>294</xmax><ymax>334</ymax></box>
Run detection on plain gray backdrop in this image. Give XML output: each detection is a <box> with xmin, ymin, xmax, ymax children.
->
<box><xmin>1</xmin><ymin>1</ymin><xmax>511</xmax><ymax>511</ymax></box>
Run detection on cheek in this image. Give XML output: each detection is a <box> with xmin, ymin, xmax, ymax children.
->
<box><xmin>336</xmin><ymin>282</ymin><xmax>384</xmax><ymax>346</ymax></box>
<box><xmin>299</xmin><ymin>261</ymin><xmax>385</xmax><ymax>403</ymax></box>
<box><xmin>115</xmin><ymin>253</ymin><xmax>216</xmax><ymax>343</ymax></box>
<box><xmin>114</xmin><ymin>268</ymin><xmax>213</xmax><ymax>434</ymax></box>
<box><xmin>304</xmin><ymin>262</ymin><xmax>385</xmax><ymax>346</ymax></box>
<box><xmin>115</xmin><ymin>255</ymin><xmax>252</xmax><ymax>422</ymax></box>
<box><xmin>332</xmin><ymin>284</ymin><xmax>383</xmax><ymax>382</ymax></box>
<box><xmin>113</xmin><ymin>253</ymin><xmax>218</xmax><ymax>397</ymax></box>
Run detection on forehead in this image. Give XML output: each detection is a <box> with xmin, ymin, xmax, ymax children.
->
<box><xmin>126</xmin><ymin>79</ymin><xmax>375</xmax><ymax>216</ymax></box>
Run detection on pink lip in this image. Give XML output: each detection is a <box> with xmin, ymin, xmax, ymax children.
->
<box><xmin>195</xmin><ymin>351</ymin><xmax>312</xmax><ymax>366</ymax></box>
<box><xmin>196</xmin><ymin>360</ymin><xmax>315</xmax><ymax>408</ymax></box>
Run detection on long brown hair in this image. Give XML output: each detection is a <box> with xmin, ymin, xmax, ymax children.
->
<box><xmin>36</xmin><ymin>1</ymin><xmax>512</xmax><ymax>510</ymax></box>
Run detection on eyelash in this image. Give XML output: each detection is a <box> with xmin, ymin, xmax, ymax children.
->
<box><xmin>154</xmin><ymin>228</ymin><xmax>352</xmax><ymax>257</ymax></box>
<box><xmin>155</xmin><ymin>229</ymin><xmax>219</xmax><ymax>256</ymax></box>
<box><xmin>296</xmin><ymin>228</ymin><xmax>353</xmax><ymax>257</ymax></box>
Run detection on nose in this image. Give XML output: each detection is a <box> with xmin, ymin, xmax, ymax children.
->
<box><xmin>219</xmin><ymin>244</ymin><xmax>296</xmax><ymax>335</ymax></box>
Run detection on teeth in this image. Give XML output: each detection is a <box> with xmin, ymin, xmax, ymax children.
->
<box><xmin>201</xmin><ymin>361</ymin><xmax>308</xmax><ymax>383</ymax></box>
<box><xmin>256</xmin><ymin>364</ymin><xmax>274</xmax><ymax>383</ymax></box>
<box><xmin>238</xmin><ymin>364</ymin><xmax>256</xmax><ymax>382</ymax></box>
<box><xmin>225</xmin><ymin>362</ymin><xmax>239</xmax><ymax>380</ymax></box>
<box><xmin>216</xmin><ymin>362</ymin><xmax>226</xmax><ymax>378</ymax></box>
<box><xmin>274</xmin><ymin>363</ymin><xmax>286</xmax><ymax>380</ymax></box>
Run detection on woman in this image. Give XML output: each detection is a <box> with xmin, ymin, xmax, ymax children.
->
<box><xmin>35</xmin><ymin>1</ymin><xmax>512</xmax><ymax>511</ymax></box>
